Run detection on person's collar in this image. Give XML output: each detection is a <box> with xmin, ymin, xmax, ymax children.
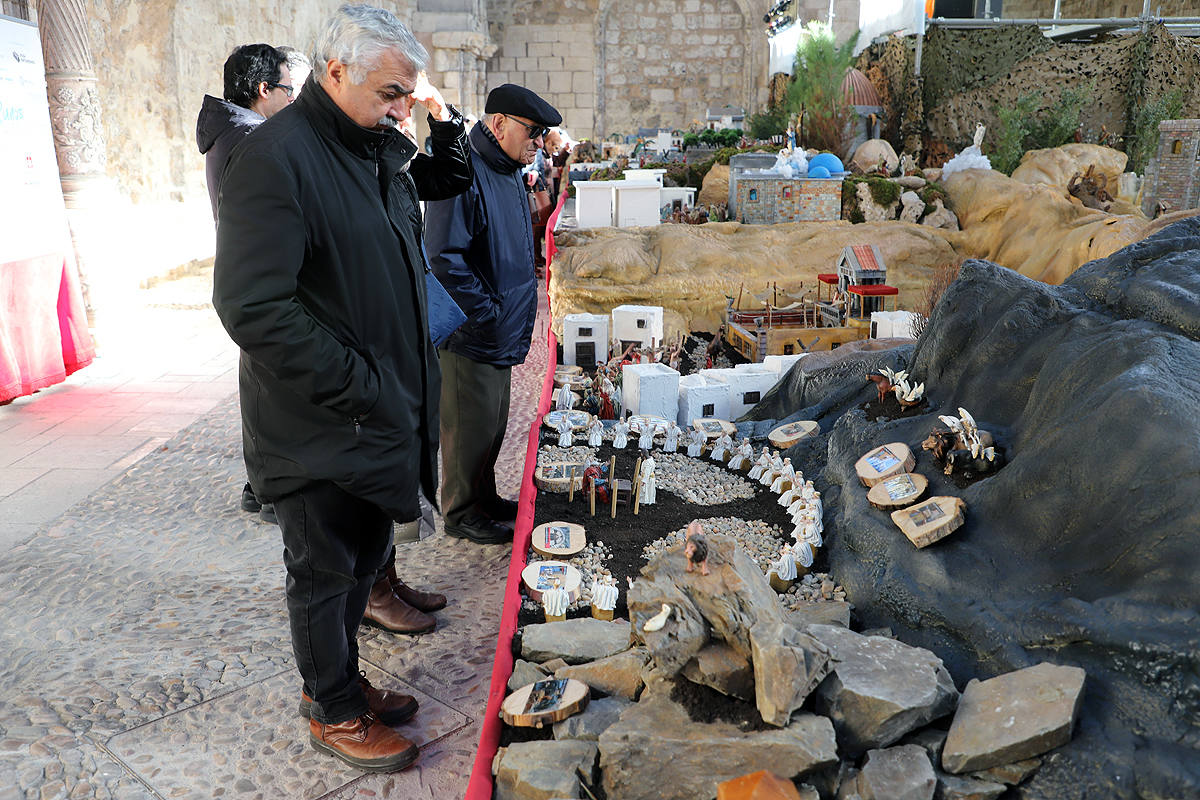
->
<box><xmin>470</xmin><ymin>121</ymin><xmax>523</xmax><ymax>174</ymax></box>
<box><xmin>298</xmin><ymin>74</ymin><xmax>416</xmax><ymax>167</ymax></box>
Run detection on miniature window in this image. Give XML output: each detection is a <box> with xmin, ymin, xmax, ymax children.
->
<box><xmin>1172</xmin><ymin>140</ymin><xmax>1183</xmax><ymax>155</ymax></box>
<box><xmin>748</xmin><ymin>188</ymin><xmax>758</xmax><ymax>202</ymax></box>
<box><xmin>579</xmin><ymin>327</ymin><xmax>592</xmax><ymax>337</ymax></box>
<box><xmin>782</xmin><ymin>186</ymin><xmax>792</xmax><ymax>199</ymax></box>
<box><xmin>702</xmin><ymin>403</ymin><xmax>715</xmax><ymax>416</ymax></box>
<box><xmin>636</xmin><ymin>319</ymin><xmax>646</xmax><ymax>329</ymax></box>
<box><xmin>743</xmin><ymin>391</ymin><xmax>761</xmax><ymax>404</ymax></box>
<box><xmin>783</xmin><ymin>344</ymin><xmax>794</xmax><ymax>354</ymax></box>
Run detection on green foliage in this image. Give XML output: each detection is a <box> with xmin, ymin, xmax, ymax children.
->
<box><xmin>716</xmin><ymin>128</ymin><xmax>742</xmax><ymax>147</ymax></box>
<box><xmin>682</xmin><ymin>132</ymin><xmax>700</xmax><ymax>150</ymax></box>
<box><xmin>841</xmin><ymin>175</ymin><xmax>900</xmax><ymax>221</ymax></box>
<box><xmin>699</xmin><ymin>128</ymin><xmax>720</xmax><ymax>146</ymax></box>
<box><xmin>785</xmin><ymin>22</ymin><xmax>859</xmax><ymax>154</ymax></box>
<box><xmin>746</xmin><ymin>106</ymin><xmax>789</xmax><ymax>140</ymax></box>
<box><xmin>1128</xmin><ymin>89</ymin><xmax>1185</xmax><ymax>174</ymax></box>
<box><xmin>1030</xmin><ymin>85</ymin><xmax>1091</xmax><ymax>150</ymax></box>
<box><xmin>989</xmin><ymin>86</ymin><xmax>1093</xmax><ymax>175</ymax></box>
<box><xmin>918</xmin><ymin>181</ymin><xmax>948</xmax><ymax>215</ymax></box>
<box><xmin>991</xmin><ymin>92</ymin><xmax>1039</xmax><ymax>175</ymax></box>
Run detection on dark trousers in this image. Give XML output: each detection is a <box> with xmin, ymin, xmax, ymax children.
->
<box><xmin>274</xmin><ymin>480</ymin><xmax>393</xmax><ymax>724</ymax></box>
<box><xmin>438</xmin><ymin>347</ymin><xmax>512</xmax><ymax>527</ymax></box>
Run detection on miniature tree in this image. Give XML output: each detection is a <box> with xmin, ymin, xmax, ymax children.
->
<box><xmin>785</xmin><ymin>22</ymin><xmax>859</xmax><ymax>156</ymax></box>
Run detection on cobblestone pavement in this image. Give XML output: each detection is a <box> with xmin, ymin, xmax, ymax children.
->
<box><xmin>0</xmin><ymin>292</ymin><xmax>550</xmax><ymax>799</ymax></box>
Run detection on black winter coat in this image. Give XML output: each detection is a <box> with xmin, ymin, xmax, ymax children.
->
<box><xmin>424</xmin><ymin>124</ymin><xmax>538</xmax><ymax>367</ymax></box>
<box><xmin>211</xmin><ymin>77</ymin><xmax>472</xmax><ymax>522</ymax></box>
<box><xmin>195</xmin><ymin>95</ymin><xmax>263</xmax><ymax>222</ymax></box>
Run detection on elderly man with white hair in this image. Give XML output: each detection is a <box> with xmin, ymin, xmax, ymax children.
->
<box><xmin>212</xmin><ymin>3</ymin><xmax>471</xmax><ymax>773</ymax></box>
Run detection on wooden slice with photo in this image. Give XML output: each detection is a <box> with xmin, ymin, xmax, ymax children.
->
<box><xmin>501</xmin><ymin>677</ymin><xmax>590</xmax><ymax>728</ymax></box>
<box><xmin>867</xmin><ymin>472</ymin><xmax>929</xmax><ymax>510</ymax></box>
<box><xmin>628</xmin><ymin>414</ymin><xmax>672</xmax><ymax>435</ymax></box>
<box><xmin>534</xmin><ymin>462</ymin><xmax>585</xmax><ymax>493</ymax></box>
<box><xmin>890</xmin><ymin>495</ymin><xmax>966</xmax><ymax>548</ymax></box>
<box><xmin>531</xmin><ymin>521</ymin><xmax>587</xmax><ymax>558</ymax></box>
<box><xmin>542</xmin><ymin>409</ymin><xmax>593</xmax><ymax>431</ymax></box>
<box><xmin>520</xmin><ymin>560</ymin><xmax>582</xmax><ymax>603</ymax></box>
<box><xmin>692</xmin><ymin>418</ymin><xmax>736</xmax><ymax>440</ymax></box>
<box><xmin>768</xmin><ymin>419</ymin><xmax>819</xmax><ymax>449</ymax></box>
<box><xmin>854</xmin><ymin>442</ymin><xmax>916</xmax><ymax>487</ymax></box>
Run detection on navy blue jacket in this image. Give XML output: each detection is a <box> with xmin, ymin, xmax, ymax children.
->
<box><xmin>424</xmin><ymin>124</ymin><xmax>538</xmax><ymax>367</ymax></box>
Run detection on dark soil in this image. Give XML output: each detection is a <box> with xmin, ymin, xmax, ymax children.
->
<box><xmin>517</xmin><ymin>435</ymin><xmax>799</xmax><ymax>628</ymax></box>
<box><xmin>668</xmin><ymin>675</ymin><xmax>769</xmax><ymax>732</ymax></box>
<box><xmin>860</xmin><ymin>392</ymin><xmax>929</xmax><ymax>422</ymax></box>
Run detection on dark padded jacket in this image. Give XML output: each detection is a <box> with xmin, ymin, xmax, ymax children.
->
<box><xmin>211</xmin><ymin>76</ymin><xmax>472</xmax><ymax>522</ymax></box>
<box><xmin>424</xmin><ymin>124</ymin><xmax>538</xmax><ymax>367</ymax></box>
<box><xmin>195</xmin><ymin>95</ymin><xmax>264</xmax><ymax>222</ymax></box>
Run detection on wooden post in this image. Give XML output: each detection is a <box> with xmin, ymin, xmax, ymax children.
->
<box><xmin>632</xmin><ymin>456</ymin><xmax>643</xmax><ymax>516</ymax></box>
<box><xmin>568</xmin><ymin>467</ymin><xmax>576</xmax><ymax>503</ymax></box>
<box><xmin>610</xmin><ymin>455</ymin><xmax>619</xmax><ymax>519</ymax></box>
<box><xmin>589</xmin><ymin>482</ymin><xmax>596</xmax><ymax>516</ymax></box>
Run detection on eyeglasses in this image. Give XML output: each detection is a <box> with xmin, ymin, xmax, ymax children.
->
<box><xmin>267</xmin><ymin>82</ymin><xmax>294</xmax><ymax>98</ymax></box>
<box><xmin>504</xmin><ymin>115</ymin><xmax>549</xmax><ymax>140</ymax></box>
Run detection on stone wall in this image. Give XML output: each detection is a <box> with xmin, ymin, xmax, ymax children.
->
<box><xmin>1002</xmin><ymin>0</ymin><xmax>1196</xmax><ymax>16</ymax></box>
<box><xmin>1143</xmin><ymin>119</ymin><xmax>1200</xmax><ymax>214</ymax></box>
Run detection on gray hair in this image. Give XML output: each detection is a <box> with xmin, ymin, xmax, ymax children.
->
<box><xmin>313</xmin><ymin>4</ymin><xmax>428</xmax><ymax>86</ymax></box>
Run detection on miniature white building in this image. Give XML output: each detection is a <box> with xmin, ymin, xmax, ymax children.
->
<box><xmin>870</xmin><ymin>310</ymin><xmax>920</xmax><ymax>339</ymax></box>
<box><xmin>623</xmin><ymin>168</ymin><xmax>667</xmax><ymax>186</ymax></box>
<box><xmin>563</xmin><ymin>313</ymin><xmax>610</xmax><ymax>369</ymax></box>
<box><xmin>575</xmin><ymin>180</ymin><xmax>617</xmax><ymax>228</ymax></box>
<box><xmin>611</xmin><ymin>304</ymin><xmax>664</xmax><ymax>350</ymax></box>
<box><xmin>622</xmin><ymin>362</ymin><xmax>680</xmax><ymax>421</ymax></box>
<box><xmin>763</xmin><ymin>353</ymin><xmax>808</xmax><ymax>376</ymax></box>
<box><xmin>613</xmin><ymin>181</ymin><xmax>662</xmax><ymax>227</ymax></box>
<box><xmin>701</xmin><ymin>364</ymin><xmax>778</xmax><ymax>419</ymax></box>
<box><xmin>677</xmin><ymin>373</ymin><xmax>731</xmax><ymax>426</ymax></box>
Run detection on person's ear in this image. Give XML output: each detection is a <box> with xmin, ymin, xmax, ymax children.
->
<box><xmin>257</xmin><ymin>81</ymin><xmax>271</xmax><ymax>100</ymax></box>
<box><xmin>325</xmin><ymin>59</ymin><xmax>346</xmax><ymax>87</ymax></box>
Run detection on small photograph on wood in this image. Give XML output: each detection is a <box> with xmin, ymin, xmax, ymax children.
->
<box><xmin>543</xmin><ymin>464</ymin><xmax>568</xmax><ymax>479</ymax></box>
<box><xmin>866</xmin><ymin>446</ymin><xmax>901</xmax><ymax>473</ymax></box>
<box><xmin>545</xmin><ymin>524</ymin><xmax>571</xmax><ymax>549</ymax></box>
<box><xmin>778</xmin><ymin>422</ymin><xmax>805</xmax><ymax>436</ymax></box>
<box><xmin>699</xmin><ymin>420</ymin><xmax>725</xmax><ymax>434</ymax></box>
<box><xmin>523</xmin><ymin>678</ymin><xmax>568</xmax><ymax>714</ymax></box>
<box><xmin>884</xmin><ymin>474</ymin><xmax>917</xmax><ymax>501</ymax></box>
<box><xmin>535</xmin><ymin>563</ymin><xmax>568</xmax><ymax>591</ymax></box>
<box><xmin>908</xmin><ymin>501</ymin><xmax>947</xmax><ymax>526</ymax></box>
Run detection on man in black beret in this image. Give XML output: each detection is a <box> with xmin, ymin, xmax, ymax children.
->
<box><xmin>425</xmin><ymin>84</ymin><xmax>561</xmax><ymax>544</ymax></box>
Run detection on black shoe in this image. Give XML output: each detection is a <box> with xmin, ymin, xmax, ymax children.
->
<box><xmin>482</xmin><ymin>497</ymin><xmax>519</xmax><ymax>521</ymax></box>
<box><xmin>240</xmin><ymin>483</ymin><xmax>262</xmax><ymax>513</ymax></box>
<box><xmin>444</xmin><ymin>516</ymin><xmax>513</xmax><ymax>545</ymax></box>
<box><xmin>260</xmin><ymin>503</ymin><xmax>278</xmax><ymax>525</ymax></box>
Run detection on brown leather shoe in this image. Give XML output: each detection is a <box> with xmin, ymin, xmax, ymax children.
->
<box><xmin>363</xmin><ymin>575</ymin><xmax>436</xmax><ymax>634</ymax></box>
<box><xmin>309</xmin><ymin>712</ymin><xmax>419</xmax><ymax>772</ymax></box>
<box><xmin>299</xmin><ymin>674</ymin><xmax>418</xmax><ymax>725</ymax></box>
<box><xmin>387</xmin><ymin>563</ymin><xmax>446</xmax><ymax>612</ymax></box>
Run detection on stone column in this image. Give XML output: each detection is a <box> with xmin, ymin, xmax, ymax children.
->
<box><xmin>38</xmin><ymin>0</ymin><xmax>111</xmax><ymax>320</ymax></box>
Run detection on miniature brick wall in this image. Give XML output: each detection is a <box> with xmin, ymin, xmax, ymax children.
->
<box><xmin>1143</xmin><ymin>120</ymin><xmax>1200</xmax><ymax>214</ymax></box>
<box><xmin>734</xmin><ymin>178</ymin><xmax>842</xmax><ymax>224</ymax></box>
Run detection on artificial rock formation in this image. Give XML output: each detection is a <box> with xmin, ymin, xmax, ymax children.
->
<box><xmin>520</xmin><ymin>618</ymin><xmax>631</xmax><ymax>664</ymax></box>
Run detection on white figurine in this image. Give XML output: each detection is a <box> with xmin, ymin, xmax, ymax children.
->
<box><xmin>586</xmin><ymin>417</ymin><xmax>604</xmax><ymax>447</ymax></box>
<box><xmin>686</xmin><ymin>427</ymin><xmax>705</xmax><ymax>458</ymax></box>
<box><xmin>727</xmin><ymin>438</ymin><xmax>753</xmax><ymax>471</ymax></box>
<box><xmin>793</xmin><ymin>509</ymin><xmax>823</xmax><ymax>548</ymax></box>
<box><xmin>637</xmin><ymin>422</ymin><xmax>655</xmax><ymax>451</ymax></box>
<box><xmin>542</xmin><ymin>578</ymin><xmax>569</xmax><ymax>621</ymax></box>
<box><xmin>556</xmin><ymin>414</ymin><xmax>574</xmax><ymax>448</ymax></box>
<box><xmin>612</xmin><ymin>419</ymin><xmax>629</xmax><ymax>449</ymax></box>
<box><xmin>791</xmin><ymin>540</ymin><xmax>815</xmax><ymax>569</ymax></box>
<box><xmin>709</xmin><ymin>433</ymin><xmax>732</xmax><ymax>463</ymax></box>
<box><xmin>643</xmin><ymin>603</ymin><xmax>672</xmax><ymax>632</ymax></box>
<box><xmin>747</xmin><ymin>448</ymin><xmax>771</xmax><ymax>480</ymax></box>
<box><xmin>801</xmin><ymin>480</ymin><xmax>822</xmax><ymax>519</ymax></box>
<box><xmin>771</xmin><ymin>457</ymin><xmax>795</xmax><ymax>494</ymax></box>
<box><xmin>779</xmin><ymin>466</ymin><xmax>805</xmax><ymax>506</ymax></box>
<box><xmin>772</xmin><ymin>544</ymin><xmax>798</xmax><ymax>581</ymax></box>
<box><xmin>556</xmin><ymin>382</ymin><xmax>575</xmax><ymax>411</ymax></box>
<box><xmin>663</xmin><ymin>421</ymin><xmax>680</xmax><ymax>453</ymax></box>
<box><xmin>590</xmin><ymin>573</ymin><xmax>619</xmax><ymax>620</ymax></box>
<box><xmin>760</xmin><ymin>452</ymin><xmax>784</xmax><ymax>486</ymax></box>
<box><xmin>638</xmin><ymin>454</ymin><xmax>657</xmax><ymax>505</ymax></box>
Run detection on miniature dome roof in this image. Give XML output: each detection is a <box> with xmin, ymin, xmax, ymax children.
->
<box><xmin>842</xmin><ymin>68</ymin><xmax>882</xmax><ymax>108</ymax></box>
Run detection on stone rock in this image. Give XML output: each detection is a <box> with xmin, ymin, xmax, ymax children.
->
<box><xmin>629</xmin><ymin>534</ymin><xmax>784</xmax><ymax>677</ymax></box>
<box><xmin>851</xmin><ymin>139</ymin><xmax>900</xmax><ymax>175</ymax></box>
<box><xmin>899</xmin><ymin>727</ymin><xmax>948</xmax><ymax>764</ymax></box>
<box><xmin>899</xmin><ymin>191</ymin><xmax>924</xmax><ymax>224</ymax></box>
<box><xmin>808</xmin><ymin>624</ymin><xmax>959</xmax><ymax>754</ymax></box>
<box><xmin>508</xmin><ymin>659</ymin><xmax>547</xmax><ymax>693</ymax></box>
<box><xmin>540</xmin><ymin>657</ymin><xmax>569</xmax><ymax>672</ymax></box>
<box><xmin>750</xmin><ymin>621</ymin><xmax>832</xmax><ymax>727</ymax></box>
<box><xmin>796</xmin><ymin>786</ymin><xmax>820</xmax><ymax>800</ymax></box>
<box><xmin>895</xmin><ymin>175</ymin><xmax>927</xmax><ymax>190</ymax></box>
<box><xmin>785</xmin><ymin>600</ymin><xmax>851</xmax><ymax>629</ymax></box>
<box><xmin>716</xmin><ymin>769</ymin><xmax>805</xmax><ymax>800</ymax></box>
<box><xmin>699</xmin><ymin>163</ymin><xmax>730</xmax><ymax>206</ymax></box>
<box><xmin>521</xmin><ymin>618</ymin><xmax>632</xmax><ymax>665</ymax></box>
<box><xmin>851</xmin><ymin>745</ymin><xmax>936</xmax><ymax>800</ymax></box>
<box><xmin>920</xmin><ymin>199</ymin><xmax>959</xmax><ymax>230</ymax></box>
<box><xmin>934</xmin><ymin>771</ymin><xmax>1005</xmax><ymax>800</ymax></box>
<box><xmin>553</xmin><ymin>696</ymin><xmax>632</xmax><ymax>742</ymax></box>
<box><xmin>922</xmin><ymin>168</ymin><xmax>943</xmax><ymax>182</ymax></box>
<box><xmin>494</xmin><ymin>739</ymin><xmax>598</xmax><ymax>800</ymax></box>
<box><xmin>942</xmin><ymin>662</ymin><xmax>1085</xmax><ymax>774</ymax></box>
<box><xmin>856</xmin><ymin>182</ymin><xmax>898</xmax><ymax>222</ymax></box>
<box><xmin>1010</xmin><ymin>143</ymin><xmax>1127</xmax><ymax>193</ymax></box>
<box><xmin>599</xmin><ymin>689</ymin><xmax>838</xmax><ymax>800</ymax></box>
<box><xmin>968</xmin><ymin>756</ymin><xmax>1041</xmax><ymax>786</ymax></box>
<box><xmin>681</xmin><ymin>642</ymin><xmax>755</xmax><ymax>701</ymax></box>
<box><xmin>556</xmin><ymin>648</ymin><xmax>648</xmax><ymax>700</ymax></box>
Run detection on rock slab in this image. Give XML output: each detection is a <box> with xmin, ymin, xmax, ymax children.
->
<box><xmin>520</xmin><ymin>618</ymin><xmax>631</xmax><ymax>665</ymax></box>
<box><xmin>599</xmin><ymin>690</ymin><xmax>837</xmax><ymax>800</ymax></box>
<box><xmin>681</xmin><ymin>642</ymin><xmax>756</xmax><ymax>701</ymax></box>
<box><xmin>553</xmin><ymin>696</ymin><xmax>633</xmax><ymax>742</ymax></box>
<box><xmin>495</xmin><ymin>739</ymin><xmax>598</xmax><ymax>800</ymax></box>
<box><xmin>809</xmin><ymin>624</ymin><xmax>959</xmax><ymax>754</ymax></box>
<box><xmin>852</xmin><ymin>745</ymin><xmax>936</xmax><ymax>800</ymax></box>
<box><xmin>942</xmin><ymin>662</ymin><xmax>1085</xmax><ymax>774</ymax></box>
<box><xmin>750</xmin><ymin>620</ymin><xmax>832</xmax><ymax>727</ymax></box>
<box><xmin>556</xmin><ymin>648</ymin><xmax>648</xmax><ymax>700</ymax></box>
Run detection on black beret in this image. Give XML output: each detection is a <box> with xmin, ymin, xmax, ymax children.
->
<box><xmin>485</xmin><ymin>83</ymin><xmax>562</xmax><ymax>126</ymax></box>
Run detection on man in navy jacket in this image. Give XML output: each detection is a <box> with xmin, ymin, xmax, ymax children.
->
<box><xmin>425</xmin><ymin>84</ymin><xmax>560</xmax><ymax>544</ymax></box>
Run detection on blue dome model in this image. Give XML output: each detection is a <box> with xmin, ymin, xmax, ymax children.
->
<box><xmin>809</xmin><ymin>165</ymin><xmax>832</xmax><ymax>178</ymax></box>
<box><xmin>809</xmin><ymin>153</ymin><xmax>844</xmax><ymax>174</ymax></box>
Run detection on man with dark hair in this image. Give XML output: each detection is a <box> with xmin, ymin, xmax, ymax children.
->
<box><xmin>425</xmin><ymin>84</ymin><xmax>561</xmax><ymax>544</ymax></box>
<box><xmin>212</xmin><ymin>4</ymin><xmax>471</xmax><ymax>772</ymax></box>
<box><xmin>197</xmin><ymin>42</ymin><xmax>294</xmax><ymax>525</ymax></box>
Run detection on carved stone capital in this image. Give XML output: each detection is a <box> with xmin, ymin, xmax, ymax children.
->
<box><xmin>45</xmin><ymin>71</ymin><xmax>107</xmax><ymax>181</ymax></box>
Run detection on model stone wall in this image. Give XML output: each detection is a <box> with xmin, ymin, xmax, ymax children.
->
<box><xmin>1002</xmin><ymin>0</ymin><xmax>1196</xmax><ymax>16</ymax></box>
<box><xmin>1143</xmin><ymin>120</ymin><xmax>1200</xmax><ymax>214</ymax></box>
<box><xmin>734</xmin><ymin>177</ymin><xmax>842</xmax><ymax>224</ymax></box>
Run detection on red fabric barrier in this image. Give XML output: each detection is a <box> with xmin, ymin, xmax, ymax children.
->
<box><xmin>0</xmin><ymin>252</ymin><xmax>94</xmax><ymax>403</ymax></box>
<box><xmin>464</xmin><ymin>188</ymin><xmax>566</xmax><ymax>798</ymax></box>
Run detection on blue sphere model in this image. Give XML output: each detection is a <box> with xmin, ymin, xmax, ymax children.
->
<box><xmin>809</xmin><ymin>153</ymin><xmax>844</xmax><ymax>174</ymax></box>
<box><xmin>809</xmin><ymin>165</ymin><xmax>832</xmax><ymax>179</ymax></box>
